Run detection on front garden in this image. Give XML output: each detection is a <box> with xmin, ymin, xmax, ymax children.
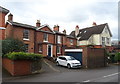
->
<box><xmin>2</xmin><ymin>38</ymin><xmax>43</xmax><ymax>76</ymax></box>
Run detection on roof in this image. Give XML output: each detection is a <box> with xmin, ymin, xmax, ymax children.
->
<box><xmin>0</xmin><ymin>6</ymin><xmax>9</xmax><ymax>14</ymax></box>
<box><xmin>70</xmin><ymin>23</ymin><xmax>112</xmax><ymax>41</ymax></box>
<box><xmin>7</xmin><ymin>20</ymin><xmax>36</xmax><ymax>29</ymax></box>
<box><xmin>54</xmin><ymin>30</ymin><xmax>76</xmax><ymax>39</ymax></box>
<box><xmin>66</xmin><ymin>35</ymin><xmax>77</xmax><ymax>39</ymax></box>
<box><xmin>54</xmin><ymin>30</ymin><xmax>65</xmax><ymax>35</ymax></box>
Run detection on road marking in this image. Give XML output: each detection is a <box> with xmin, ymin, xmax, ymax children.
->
<box><xmin>103</xmin><ymin>72</ymin><xmax>120</xmax><ymax>78</ymax></box>
<box><xmin>43</xmin><ymin>60</ymin><xmax>60</xmax><ymax>72</ymax></box>
<box><xmin>83</xmin><ymin>72</ymin><xmax>120</xmax><ymax>82</ymax></box>
<box><xmin>83</xmin><ymin>80</ymin><xmax>91</xmax><ymax>82</ymax></box>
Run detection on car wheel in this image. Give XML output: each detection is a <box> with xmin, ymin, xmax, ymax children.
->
<box><xmin>67</xmin><ymin>64</ymin><xmax>71</xmax><ymax>69</ymax></box>
<box><xmin>56</xmin><ymin>61</ymin><xmax>59</xmax><ymax>66</ymax></box>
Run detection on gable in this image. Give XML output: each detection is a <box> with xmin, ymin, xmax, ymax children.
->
<box><xmin>101</xmin><ymin>25</ymin><xmax>112</xmax><ymax>37</ymax></box>
<box><xmin>37</xmin><ymin>25</ymin><xmax>54</xmax><ymax>33</ymax></box>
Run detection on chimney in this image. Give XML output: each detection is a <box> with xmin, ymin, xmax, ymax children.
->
<box><xmin>63</xmin><ymin>29</ymin><xmax>66</xmax><ymax>34</ymax></box>
<box><xmin>53</xmin><ymin>25</ymin><xmax>59</xmax><ymax>31</ymax></box>
<box><xmin>36</xmin><ymin>20</ymin><xmax>41</xmax><ymax>27</ymax></box>
<box><xmin>8</xmin><ymin>13</ymin><xmax>13</xmax><ymax>21</ymax></box>
<box><xmin>92</xmin><ymin>22</ymin><xmax>97</xmax><ymax>26</ymax></box>
<box><xmin>75</xmin><ymin>25</ymin><xmax>79</xmax><ymax>36</ymax></box>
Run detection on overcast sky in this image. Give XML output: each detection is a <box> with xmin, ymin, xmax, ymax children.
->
<box><xmin>0</xmin><ymin>0</ymin><xmax>119</xmax><ymax>40</ymax></box>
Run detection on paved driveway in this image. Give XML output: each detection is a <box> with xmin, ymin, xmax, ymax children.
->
<box><xmin>2</xmin><ymin>59</ymin><xmax>119</xmax><ymax>82</ymax></box>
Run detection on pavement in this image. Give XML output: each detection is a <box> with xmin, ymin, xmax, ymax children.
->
<box><xmin>1</xmin><ymin>58</ymin><xmax>120</xmax><ymax>83</ymax></box>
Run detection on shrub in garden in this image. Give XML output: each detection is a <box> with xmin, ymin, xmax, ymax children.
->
<box><xmin>2</xmin><ymin>38</ymin><xmax>26</xmax><ymax>56</ymax></box>
<box><xmin>114</xmin><ymin>52</ymin><xmax>120</xmax><ymax>62</ymax></box>
<box><xmin>4</xmin><ymin>52</ymin><xmax>43</xmax><ymax>61</ymax></box>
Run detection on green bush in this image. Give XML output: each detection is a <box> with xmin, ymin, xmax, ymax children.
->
<box><xmin>114</xmin><ymin>52</ymin><xmax>120</xmax><ymax>62</ymax></box>
<box><xmin>4</xmin><ymin>52</ymin><xmax>43</xmax><ymax>61</ymax></box>
<box><xmin>2</xmin><ymin>38</ymin><xmax>26</xmax><ymax>56</ymax></box>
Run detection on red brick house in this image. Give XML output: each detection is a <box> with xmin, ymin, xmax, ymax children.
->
<box><xmin>5</xmin><ymin>14</ymin><xmax>77</xmax><ymax>57</ymax></box>
<box><xmin>6</xmin><ymin>14</ymin><xmax>36</xmax><ymax>53</ymax></box>
<box><xmin>0</xmin><ymin>6</ymin><xmax>9</xmax><ymax>40</ymax></box>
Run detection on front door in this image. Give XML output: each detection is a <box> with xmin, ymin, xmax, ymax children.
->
<box><xmin>48</xmin><ymin>45</ymin><xmax>52</xmax><ymax>57</ymax></box>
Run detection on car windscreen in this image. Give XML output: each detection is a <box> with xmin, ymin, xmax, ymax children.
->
<box><xmin>67</xmin><ymin>57</ymin><xmax>76</xmax><ymax>60</ymax></box>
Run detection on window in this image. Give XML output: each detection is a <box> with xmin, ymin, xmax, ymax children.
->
<box><xmin>25</xmin><ymin>44</ymin><xmax>29</xmax><ymax>52</ymax></box>
<box><xmin>102</xmin><ymin>37</ymin><xmax>105</xmax><ymax>47</ymax></box>
<box><xmin>23</xmin><ymin>29</ymin><xmax>29</xmax><ymax>40</ymax></box>
<box><xmin>43</xmin><ymin>33</ymin><xmax>48</xmax><ymax>42</ymax></box>
<box><xmin>58</xmin><ymin>35</ymin><xmax>61</xmax><ymax>44</ymax></box>
<box><xmin>57</xmin><ymin>46</ymin><xmax>61</xmax><ymax>54</ymax></box>
<box><xmin>59</xmin><ymin>57</ymin><xmax>66</xmax><ymax>60</ymax></box>
<box><xmin>70</xmin><ymin>39</ymin><xmax>73</xmax><ymax>45</ymax></box>
<box><xmin>39</xmin><ymin>45</ymin><xmax>42</xmax><ymax>52</ymax></box>
<box><xmin>107</xmin><ymin>38</ymin><xmax>110</xmax><ymax>44</ymax></box>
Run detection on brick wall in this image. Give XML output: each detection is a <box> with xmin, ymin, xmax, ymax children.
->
<box><xmin>0</xmin><ymin>29</ymin><xmax>5</xmax><ymax>40</ymax></box>
<box><xmin>2</xmin><ymin>58</ymin><xmax>32</xmax><ymax>76</ymax></box>
<box><xmin>0</xmin><ymin>12</ymin><xmax>6</xmax><ymax>27</ymax></box>
<box><xmin>66</xmin><ymin>37</ymin><xmax>77</xmax><ymax>48</ymax></box>
<box><xmin>82</xmin><ymin>47</ymin><xmax>107</xmax><ymax>68</ymax></box>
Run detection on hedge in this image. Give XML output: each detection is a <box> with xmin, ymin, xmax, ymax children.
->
<box><xmin>4</xmin><ymin>52</ymin><xmax>43</xmax><ymax>61</ymax></box>
<box><xmin>114</xmin><ymin>52</ymin><xmax>120</xmax><ymax>62</ymax></box>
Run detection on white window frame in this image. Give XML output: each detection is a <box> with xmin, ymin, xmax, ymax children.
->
<box><xmin>102</xmin><ymin>37</ymin><xmax>105</xmax><ymax>47</ymax></box>
<box><xmin>57</xmin><ymin>35</ymin><xmax>61</xmax><ymax>44</ymax></box>
<box><xmin>43</xmin><ymin>33</ymin><xmax>48</xmax><ymax>42</ymax></box>
<box><xmin>57</xmin><ymin>46</ymin><xmax>61</xmax><ymax>54</ymax></box>
<box><xmin>39</xmin><ymin>45</ymin><xmax>42</xmax><ymax>52</ymax></box>
<box><xmin>23</xmin><ymin>29</ymin><xmax>29</xmax><ymax>40</ymax></box>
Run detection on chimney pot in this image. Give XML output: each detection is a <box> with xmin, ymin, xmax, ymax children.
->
<box><xmin>75</xmin><ymin>25</ymin><xmax>79</xmax><ymax>36</ymax></box>
<box><xmin>63</xmin><ymin>29</ymin><xmax>66</xmax><ymax>34</ymax></box>
<box><xmin>92</xmin><ymin>22</ymin><xmax>97</xmax><ymax>26</ymax></box>
<box><xmin>36</xmin><ymin>20</ymin><xmax>41</xmax><ymax>27</ymax></box>
<box><xmin>53</xmin><ymin>25</ymin><xmax>59</xmax><ymax>31</ymax></box>
<box><xmin>8</xmin><ymin>13</ymin><xmax>13</xmax><ymax>21</ymax></box>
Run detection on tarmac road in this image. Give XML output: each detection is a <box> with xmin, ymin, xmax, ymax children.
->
<box><xmin>2</xmin><ymin>59</ymin><xmax>120</xmax><ymax>83</ymax></box>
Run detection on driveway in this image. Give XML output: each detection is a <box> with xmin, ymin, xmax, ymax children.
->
<box><xmin>2</xmin><ymin>58</ymin><xmax>119</xmax><ymax>82</ymax></box>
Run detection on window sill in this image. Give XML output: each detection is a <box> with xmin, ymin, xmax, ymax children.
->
<box><xmin>39</xmin><ymin>51</ymin><xmax>42</xmax><ymax>53</ymax></box>
<box><xmin>58</xmin><ymin>42</ymin><xmax>61</xmax><ymax>44</ymax></box>
<box><xmin>43</xmin><ymin>41</ymin><xmax>48</xmax><ymax>42</ymax></box>
<box><xmin>23</xmin><ymin>38</ymin><xmax>30</xmax><ymax>41</ymax></box>
<box><xmin>57</xmin><ymin>53</ymin><xmax>61</xmax><ymax>54</ymax></box>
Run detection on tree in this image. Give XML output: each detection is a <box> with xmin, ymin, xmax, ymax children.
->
<box><xmin>2</xmin><ymin>38</ymin><xmax>26</xmax><ymax>56</ymax></box>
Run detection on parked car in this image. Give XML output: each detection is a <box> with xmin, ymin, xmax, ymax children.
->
<box><xmin>56</xmin><ymin>56</ymin><xmax>81</xmax><ymax>68</ymax></box>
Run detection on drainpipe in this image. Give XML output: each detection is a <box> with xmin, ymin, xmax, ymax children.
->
<box><xmin>34</xmin><ymin>30</ymin><xmax>36</xmax><ymax>53</ymax></box>
<box><xmin>55</xmin><ymin>34</ymin><xmax>57</xmax><ymax>57</ymax></box>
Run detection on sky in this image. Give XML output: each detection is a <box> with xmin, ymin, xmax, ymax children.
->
<box><xmin>0</xmin><ymin>0</ymin><xmax>119</xmax><ymax>40</ymax></box>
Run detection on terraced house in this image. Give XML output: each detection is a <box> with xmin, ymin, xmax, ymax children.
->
<box><xmin>5</xmin><ymin>13</ymin><xmax>77</xmax><ymax>57</ymax></box>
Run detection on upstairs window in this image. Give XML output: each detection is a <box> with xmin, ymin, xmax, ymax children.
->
<box><xmin>58</xmin><ymin>36</ymin><xmax>61</xmax><ymax>44</ymax></box>
<box><xmin>43</xmin><ymin>33</ymin><xmax>48</xmax><ymax>42</ymax></box>
<box><xmin>107</xmin><ymin>38</ymin><xmax>110</xmax><ymax>44</ymax></box>
<box><xmin>70</xmin><ymin>39</ymin><xmax>73</xmax><ymax>45</ymax></box>
<box><xmin>23</xmin><ymin>29</ymin><xmax>29</xmax><ymax>40</ymax></box>
<box><xmin>102</xmin><ymin>37</ymin><xmax>105</xmax><ymax>47</ymax></box>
